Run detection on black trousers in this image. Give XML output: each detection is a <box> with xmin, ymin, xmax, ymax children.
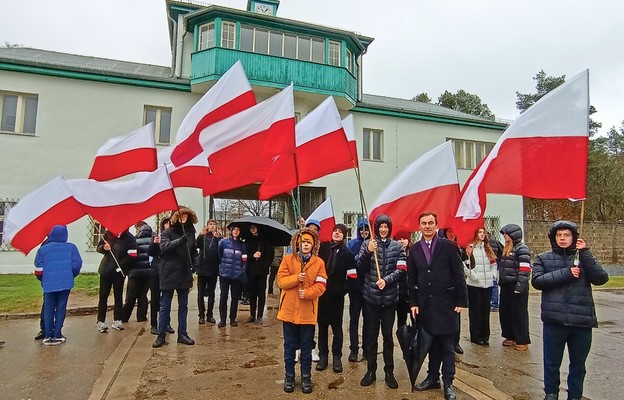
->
<box><xmin>150</xmin><ymin>275</ymin><xmax>160</xmax><ymax>328</ymax></box>
<box><xmin>467</xmin><ymin>286</ymin><xmax>493</xmax><ymax>342</ymax></box>
<box><xmin>348</xmin><ymin>290</ymin><xmax>367</xmax><ymax>354</ymax></box>
<box><xmin>248</xmin><ymin>274</ymin><xmax>268</xmax><ymax>319</ymax></box>
<box><xmin>396</xmin><ymin>299</ymin><xmax>410</xmax><ymax>330</ymax></box>
<box><xmin>318</xmin><ymin>296</ymin><xmax>345</xmax><ymax>358</ymax></box>
<box><xmin>364</xmin><ymin>302</ymin><xmax>396</xmax><ymax>374</ymax></box>
<box><xmin>121</xmin><ymin>275</ymin><xmax>150</xmax><ymax>322</ymax></box>
<box><xmin>197</xmin><ymin>275</ymin><xmax>218</xmax><ymax>319</ymax></box>
<box><xmin>267</xmin><ymin>265</ymin><xmax>278</xmax><ymax>294</ymax></box>
<box><xmin>98</xmin><ymin>273</ymin><xmax>124</xmax><ymax>323</ymax></box>
<box><xmin>426</xmin><ymin>333</ymin><xmax>456</xmax><ymax>386</ymax></box>
<box><xmin>499</xmin><ymin>284</ymin><xmax>530</xmax><ymax>345</ymax></box>
<box><xmin>219</xmin><ymin>277</ymin><xmax>242</xmax><ymax>323</ymax></box>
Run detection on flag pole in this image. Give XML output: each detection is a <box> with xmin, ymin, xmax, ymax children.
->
<box><xmin>163</xmin><ymin>164</ymin><xmax>195</xmax><ymax>270</ymax></box>
<box><xmin>352</xmin><ymin>162</ymin><xmax>381</xmax><ymax>280</ymax></box>
<box><xmin>101</xmin><ymin>234</ymin><xmax>125</xmax><ymax>278</ymax></box>
<box><xmin>573</xmin><ymin>200</ymin><xmax>586</xmax><ymax>268</ymax></box>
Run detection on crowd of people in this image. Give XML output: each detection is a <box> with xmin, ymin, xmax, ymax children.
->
<box><xmin>28</xmin><ymin>206</ymin><xmax>609</xmax><ymax>400</ymax></box>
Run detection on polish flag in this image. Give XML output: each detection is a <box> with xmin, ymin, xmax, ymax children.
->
<box><xmin>306</xmin><ymin>197</ymin><xmax>336</xmax><ymax>242</ymax></box>
<box><xmin>170</xmin><ymin>61</ymin><xmax>256</xmax><ymax>166</ymax></box>
<box><xmin>88</xmin><ymin>123</ymin><xmax>157</xmax><ymax>181</ymax></box>
<box><xmin>157</xmin><ymin>147</ymin><xmax>208</xmax><ymax>189</ymax></box>
<box><xmin>3</xmin><ymin>177</ymin><xmax>85</xmax><ymax>254</ymax></box>
<box><xmin>342</xmin><ymin>114</ymin><xmax>359</xmax><ymax>168</ymax></box>
<box><xmin>201</xmin><ymin>84</ymin><xmax>296</xmax><ymax>196</ymax></box>
<box><xmin>455</xmin><ymin>70</ymin><xmax>589</xmax><ymax>244</ymax></box>
<box><xmin>258</xmin><ymin>96</ymin><xmax>352</xmax><ymax>199</ymax></box>
<box><xmin>369</xmin><ymin>141</ymin><xmax>460</xmax><ymax>234</ymax></box>
<box><xmin>68</xmin><ymin>166</ymin><xmax>178</xmax><ymax>235</ymax></box>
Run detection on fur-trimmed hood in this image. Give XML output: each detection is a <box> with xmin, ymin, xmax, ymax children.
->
<box><xmin>170</xmin><ymin>206</ymin><xmax>198</xmax><ymax>224</ymax></box>
<box><xmin>290</xmin><ymin>227</ymin><xmax>320</xmax><ymax>256</ymax></box>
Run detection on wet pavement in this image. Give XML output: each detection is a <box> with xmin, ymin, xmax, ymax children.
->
<box><xmin>1</xmin><ymin>289</ymin><xmax>622</xmax><ymax>400</ymax></box>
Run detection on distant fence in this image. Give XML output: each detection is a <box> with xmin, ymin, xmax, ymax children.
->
<box><xmin>525</xmin><ymin>220</ymin><xmax>623</xmax><ymax>264</ymax></box>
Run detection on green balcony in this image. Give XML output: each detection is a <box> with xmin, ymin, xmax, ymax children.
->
<box><xmin>191</xmin><ymin>47</ymin><xmax>357</xmax><ymax>106</ymax></box>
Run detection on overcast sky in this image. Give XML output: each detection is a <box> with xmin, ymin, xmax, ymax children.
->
<box><xmin>1</xmin><ymin>0</ymin><xmax>622</xmax><ymax>134</ymax></box>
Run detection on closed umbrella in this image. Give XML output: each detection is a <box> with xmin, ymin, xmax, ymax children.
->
<box><xmin>396</xmin><ymin>316</ymin><xmax>434</xmax><ymax>391</ymax></box>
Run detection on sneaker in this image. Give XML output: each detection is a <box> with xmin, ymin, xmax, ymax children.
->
<box><xmin>207</xmin><ymin>317</ymin><xmax>216</xmax><ymax>324</ymax></box>
<box><xmin>111</xmin><ymin>321</ymin><xmax>124</xmax><ymax>331</ymax></box>
<box><xmin>35</xmin><ymin>330</ymin><xmax>45</xmax><ymax>340</ymax></box>
<box><xmin>245</xmin><ymin>316</ymin><xmax>256</xmax><ymax>323</ymax></box>
<box><xmin>230</xmin><ymin>320</ymin><xmax>238</xmax><ymax>327</ymax></box>
<box><xmin>97</xmin><ymin>321</ymin><xmax>108</xmax><ymax>333</ymax></box>
<box><xmin>360</xmin><ymin>371</ymin><xmax>376</xmax><ymax>386</ymax></box>
<box><xmin>332</xmin><ymin>356</ymin><xmax>343</xmax><ymax>373</ymax></box>
<box><xmin>218</xmin><ymin>321</ymin><xmax>226</xmax><ymax>328</ymax></box>
<box><xmin>56</xmin><ymin>336</ymin><xmax>67</xmax><ymax>344</ymax></box>
<box><xmin>255</xmin><ymin>317</ymin><xmax>263</xmax><ymax>325</ymax></box>
<box><xmin>150</xmin><ymin>326</ymin><xmax>159</xmax><ymax>335</ymax></box>
<box><xmin>198</xmin><ymin>317</ymin><xmax>205</xmax><ymax>324</ymax></box>
<box><xmin>514</xmin><ymin>344</ymin><xmax>529</xmax><ymax>351</ymax></box>
<box><xmin>42</xmin><ymin>338</ymin><xmax>55</xmax><ymax>346</ymax></box>
<box><xmin>502</xmin><ymin>339</ymin><xmax>516</xmax><ymax>346</ymax></box>
<box><xmin>348</xmin><ymin>351</ymin><xmax>358</xmax><ymax>362</ymax></box>
<box><xmin>312</xmin><ymin>349</ymin><xmax>320</xmax><ymax>362</ymax></box>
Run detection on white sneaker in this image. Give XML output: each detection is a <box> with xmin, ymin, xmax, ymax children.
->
<box><xmin>312</xmin><ymin>349</ymin><xmax>320</xmax><ymax>362</ymax></box>
<box><xmin>42</xmin><ymin>337</ymin><xmax>54</xmax><ymax>346</ymax></box>
<box><xmin>294</xmin><ymin>349</ymin><xmax>300</xmax><ymax>362</ymax></box>
<box><xmin>97</xmin><ymin>321</ymin><xmax>108</xmax><ymax>333</ymax></box>
<box><xmin>111</xmin><ymin>320</ymin><xmax>124</xmax><ymax>331</ymax></box>
<box><xmin>56</xmin><ymin>336</ymin><xmax>67</xmax><ymax>344</ymax></box>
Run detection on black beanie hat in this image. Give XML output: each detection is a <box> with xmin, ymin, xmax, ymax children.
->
<box><xmin>333</xmin><ymin>223</ymin><xmax>348</xmax><ymax>238</ymax></box>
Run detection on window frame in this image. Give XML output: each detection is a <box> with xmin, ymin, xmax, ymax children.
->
<box><xmin>198</xmin><ymin>22</ymin><xmax>216</xmax><ymax>51</ymax></box>
<box><xmin>450</xmin><ymin>138</ymin><xmax>495</xmax><ymax>170</ymax></box>
<box><xmin>0</xmin><ymin>198</ymin><xmax>18</xmax><ymax>251</ymax></box>
<box><xmin>362</xmin><ymin>128</ymin><xmax>383</xmax><ymax>161</ymax></box>
<box><xmin>0</xmin><ymin>91</ymin><xmax>38</xmax><ymax>135</ymax></box>
<box><xmin>328</xmin><ymin>40</ymin><xmax>341</xmax><ymax>66</ymax></box>
<box><xmin>144</xmin><ymin>105</ymin><xmax>173</xmax><ymax>145</ymax></box>
<box><xmin>221</xmin><ymin>21</ymin><xmax>236</xmax><ymax>49</ymax></box>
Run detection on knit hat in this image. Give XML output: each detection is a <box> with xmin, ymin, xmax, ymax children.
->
<box><xmin>299</xmin><ymin>233</ymin><xmax>315</xmax><ymax>244</ymax></box>
<box><xmin>306</xmin><ymin>218</ymin><xmax>321</xmax><ymax>231</ymax></box>
<box><xmin>333</xmin><ymin>223</ymin><xmax>348</xmax><ymax>238</ymax></box>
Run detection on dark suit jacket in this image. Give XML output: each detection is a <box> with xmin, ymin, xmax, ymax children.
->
<box><xmin>407</xmin><ymin>237</ymin><xmax>468</xmax><ymax>335</ymax></box>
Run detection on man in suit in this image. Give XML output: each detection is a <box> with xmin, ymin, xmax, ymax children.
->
<box><xmin>408</xmin><ymin>212</ymin><xmax>467</xmax><ymax>400</ymax></box>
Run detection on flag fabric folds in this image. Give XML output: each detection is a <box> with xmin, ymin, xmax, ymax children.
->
<box><xmin>67</xmin><ymin>166</ymin><xmax>177</xmax><ymax>235</ymax></box>
<box><xmin>170</xmin><ymin>60</ymin><xmax>256</xmax><ymax>167</ymax></box>
<box><xmin>342</xmin><ymin>114</ymin><xmax>359</xmax><ymax>168</ymax></box>
<box><xmin>201</xmin><ymin>84</ymin><xmax>296</xmax><ymax>196</ymax></box>
<box><xmin>453</xmin><ymin>69</ymin><xmax>589</xmax><ymax>246</ymax></box>
<box><xmin>306</xmin><ymin>197</ymin><xmax>336</xmax><ymax>242</ymax></box>
<box><xmin>88</xmin><ymin>123</ymin><xmax>157</xmax><ymax>181</ymax></box>
<box><xmin>157</xmin><ymin>147</ymin><xmax>208</xmax><ymax>189</ymax></box>
<box><xmin>369</xmin><ymin>141</ymin><xmax>460</xmax><ymax>234</ymax></box>
<box><xmin>4</xmin><ymin>177</ymin><xmax>85</xmax><ymax>254</ymax></box>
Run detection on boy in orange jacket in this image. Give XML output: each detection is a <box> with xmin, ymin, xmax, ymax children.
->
<box><xmin>277</xmin><ymin>228</ymin><xmax>327</xmax><ymax>394</ymax></box>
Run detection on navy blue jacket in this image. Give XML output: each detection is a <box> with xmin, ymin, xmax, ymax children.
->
<box><xmin>34</xmin><ymin>225</ymin><xmax>82</xmax><ymax>293</ymax></box>
<box><xmin>129</xmin><ymin>223</ymin><xmax>153</xmax><ymax>279</ymax></box>
<box><xmin>498</xmin><ymin>224</ymin><xmax>532</xmax><ymax>294</ymax></box>
<box><xmin>346</xmin><ymin>217</ymin><xmax>369</xmax><ymax>293</ymax></box>
<box><xmin>218</xmin><ymin>236</ymin><xmax>247</xmax><ymax>281</ymax></box>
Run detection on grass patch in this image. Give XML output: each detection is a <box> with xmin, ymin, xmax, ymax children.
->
<box><xmin>0</xmin><ymin>273</ymin><xmax>100</xmax><ymax>314</ymax></box>
<box><xmin>601</xmin><ymin>276</ymin><xmax>624</xmax><ymax>288</ymax></box>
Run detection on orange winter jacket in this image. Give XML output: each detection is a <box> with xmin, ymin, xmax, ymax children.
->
<box><xmin>277</xmin><ymin>253</ymin><xmax>327</xmax><ymax>325</ymax></box>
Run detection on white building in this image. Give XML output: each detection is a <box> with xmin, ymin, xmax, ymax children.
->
<box><xmin>0</xmin><ymin>0</ymin><xmax>522</xmax><ymax>273</ymax></box>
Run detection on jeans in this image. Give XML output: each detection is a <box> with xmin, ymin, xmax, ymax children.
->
<box><xmin>98</xmin><ymin>273</ymin><xmax>124</xmax><ymax>323</ymax></box>
<box><xmin>43</xmin><ymin>290</ymin><xmax>70</xmax><ymax>339</ymax></box>
<box><xmin>158</xmin><ymin>288</ymin><xmax>189</xmax><ymax>337</ymax></box>
<box><xmin>197</xmin><ymin>275</ymin><xmax>218</xmax><ymax>319</ymax></box>
<box><xmin>543</xmin><ymin>322</ymin><xmax>592</xmax><ymax>399</ymax></box>
<box><xmin>491</xmin><ymin>279</ymin><xmax>499</xmax><ymax>309</ymax></box>
<box><xmin>364</xmin><ymin>302</ymin><xmax>396</xmax><ymax>374</ymax></box>
<box><xmin>283</xmin><ymin>322</ymin><xmax>315</xmax><ymax>376</ymax></box>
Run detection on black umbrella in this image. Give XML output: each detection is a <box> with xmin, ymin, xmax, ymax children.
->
<box><xmin>227</xmin><ymin>216</ymin><xmax>292</xmax><ymax>246</ymax></box>
<box><xmin>396</xmin><ymin>316</ymin><xmax>434</xmax><ymax>391</ymax></box>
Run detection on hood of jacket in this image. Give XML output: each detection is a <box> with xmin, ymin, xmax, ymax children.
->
<box><xmin>355</xmin><ymin>217</ymin><xmax>370</xmax><ymax>241</ymax></box>
<box><xmin>136</xmin><ymin>223</ymin><xmax>153</xmax><ymax>239</ymax></box>
<box><xmin>291</xmin><ymin>227</ymin><xmax>320</xmax><ymax>256</ymax></box>
<box><xmin>548</xmin><ymin>220</ymin><xmax>579</xmax><ymax>253</ymax></box>
<box><xmin>170</xmin><ymin>206</ymin><xmax>198</xmax><ymax>234</ymax></box>
<box><xmin>500</xmin><ymin>224</ymin><xmax>523</xmax><ymax>245</ymax></box>
<box><xmin>373</xmin><ymin>214</ymin><xmax>393</xmax><ymax>239</ymax></box>
<box><xmin>47</xmin><ymin>225</ymin><xmax>68</xmax><ymax>243</ymax></box>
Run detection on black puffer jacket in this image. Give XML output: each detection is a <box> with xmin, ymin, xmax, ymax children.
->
<box><xmin>357</xmin><ymin>214</ymin><xmax>407</xmax><ymax>306</ymax></box>
<box><xmin>195</xmin><ymin>232</ymin><xmax>221</xmax><ymax>277</ymax></box>
<box><xmin>532</xmin><ymin>220</ymin><xmax>609</xmax><ymax>327</ymax></box>
<box><xmin>159</xmin><ymin>208</ymin><xmax>197</xmax><ymax>291</ymax></box>
<box><xmin>97</xmin><ymin>230</ymin><xmax>138</xmax><ymax>277</ymax></box>
<box><xmin>129</xmin><ymin>223</ymin><xmax>153</xmax><ymax>279</ymax></box>
<box><xmin>498</xmin><ymin>224</ymin><xmax>532</xmax><ymax>294</ymax></box>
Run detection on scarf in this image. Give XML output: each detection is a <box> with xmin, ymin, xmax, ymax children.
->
<box><xmin>420</xmin><ymin>235</ymin><xmax>438</xmax><ymax>265</ymax></box>
<box><xmin>326</xmin><ymin>241</ymin><xmax>342</xmax><ymax>275</ymax></box>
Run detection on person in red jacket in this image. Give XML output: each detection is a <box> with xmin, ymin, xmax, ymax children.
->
<box><xmin>277</xmin><ymin>228</ymin><xmax>327</xmax><ymax>394</ymax></box>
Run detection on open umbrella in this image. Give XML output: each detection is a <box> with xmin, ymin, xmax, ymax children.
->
<box><xmin>227</xmin><ymin>216</ymin><xmax>292</xmax><ymax>246</ymax></box>
<box><xmin>396</xmin><ymin>316</ymin><xmax>434</xmax><ymax>391</ymax></box>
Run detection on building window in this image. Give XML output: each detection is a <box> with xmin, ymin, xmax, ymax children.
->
<box><xmin>237</xmin><ymin>25</ymin><xmax>328</xmax><ymax>63</ymax></box>
<box><xmin>1</xmin><ymin>92</ymin><xmax>38</xmax><ymax>134</ymax></box>
<box><xmin>328</xmin><ymin>41</ymin><xmax>341</xmax><ymax>66</ymax></box>
<box><xmin>345</xmin><ymin>48</ymin><xmax>352</xmax><ymax>73</ymax></box>
<box><xmin>298</xmin><ymin>187</ymin><xmax>325</xmax><ymax>220</ymax></box>
<box><xmin>221</xmin><ymin>21</ymin><xmax>236</xmax><ymax>49</ymax></box>
<box><xmin>0</xmin><ymin>198</ymin><xmax>17</xmax><ymax>251</ymax></box>
<box><xmin>363</xmin><ymin>128</ymin><xmax>383</xmax><ymax>161</ymax></box>
<box><xmin>87</xmin><ymin>217</ymin><xmax>105</xmax><ymax>251</ymax></box>
<box><xmin>294</xmin><ymin>111</ymin><xmax>301</xmax><ymax>123</ymax></box>
<box><xmin>144</xmin><ymin>106</ymin><xmax>172</xmax><ymax>145</ymax></box>
<box><xmin>451</xmin><ymin>138</ymin><xmax>495</xmax><ymax>169</ymax></box>
<box><xmin>484</xmin><ymin>216</ymin><xmax>501</xmax><ymax>242</ymax></box>
<box><xmin>311</xmin><ymin>38</ymin><xmax>325</xmax><ymax>63</ymax></box>
<box><xmin>198</xmin><ymin>22</ymin><xmax>215</xmax><ymax>50</ymax></box>
<box><xmin>342</xmin><ymin>211</ymin><xmax>364</xmax><ymax>242</ymax></box>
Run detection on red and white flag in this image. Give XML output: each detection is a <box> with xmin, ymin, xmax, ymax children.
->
<box><xmin>4</xmin><ymin>177</ymin><xmax>85</xmax><ymax>254</ymax></box>
<box><xmin>88</xmin><ymin>123</ymin><xmax>157</xmax><ymax>181</ymax></box>
<box><xmin>68</xmin><ymin>166</ymin><xmax>177</xmax><ymax>235</ymax></box>
<box><xmin>201</xmin><ymin>84</ymin><xmax>296</xmax><ymax>196</ymax></box>
<box><xmin>342</xmin><ymin>114</ymin><xmax>359</xmax><ymax>168</ymax></box>
<box><xmin>306</xmin><ymin>197</ymin><xmax>336</xmax><ymax>242</ymax></box>
<box><xmin>455</xmin><ymin>69</ymin><xmax>589</xmax><ymax>225</ymax></box>
<box><xmin>369</xmin><ymin>141</ymin><xmax>460</xmax><ymax>234</ymax></box>
<box><xmin>258</xmin><ymin>96</ymin><xmax>352</xmax><ymax>199</ymax></box>
<box><xmin>157</xmin><ymin>147</ymin><xmax>208</xmax><ymax>189</ymax></box>
<box><xmin>170</xmin><ymin>61</ymin><xmax>256</xmax><ymax>166</ymax></box>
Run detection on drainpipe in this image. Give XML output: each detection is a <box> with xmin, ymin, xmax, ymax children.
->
<box><xmin>174</xmin><ymin>14</ymin><xmax>188</xmax><ymax>79</ymax></box>
<box><xmin>167</xmin><ymin>14</ymin><xmax>177</xmax><ymax>78</ymax></box>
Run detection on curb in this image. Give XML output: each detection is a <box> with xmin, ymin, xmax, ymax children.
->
<box><xmin>0</xmin><ymin>305</ymin><xmax>112</xmax><ymax>321</ymax></box>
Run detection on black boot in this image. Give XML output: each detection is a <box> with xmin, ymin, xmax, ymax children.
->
<box><xmin>332</xmin><ymin>356</ymin><xmax>343</xmax><ymax>373</ymax></box>
<box><xmin>301</xmin><ymin>374</ymin><xmax>312</xmax><ymax>394</ymax></box>
<box><xmin>316</xmin><ymin>355</ymin><xmax>328</xmax><ymax>371</ymax></box>
<box><xmin>283</xmin><ymin>373</ymin><xmax>295</xmax><ymax>393</ymax></box>
<box><xmin>444</xmin><ymin>384</ymin><xmax>457</xmax><ymax>400</ymax></box>
<box><xmin>177</xmin><ymin>334</ymin><xmax>195</xmax><ymax>345</ymax></box>
<box><xmin>152</xmin><ymin>335</ymin><xmax>166</xmax><ymax>348</ymax></box>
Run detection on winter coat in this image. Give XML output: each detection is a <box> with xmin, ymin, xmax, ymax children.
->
<box><xmin>195</xmin><ymin>232</ymin><xmax>221</xmax><ymax>277</ymax></box>
<box><xmin>34</xmin><ymin>225</ymin><xmax>82</xmax><ymax>293</ymax></box>
<box><xmin>97</xmin><ymin>230</ymin><xmax>138</xmax><ymax>277</ymax></box>
<box><xmin>498</xmin><ymin>224</ymin><xmax>532</xmax><ymax>294</ymax></box>
<box><xmin>218</xmin><ymin>236</ymin><xmax>247</xmax><ymax>281</ymax></box>
<box><xmin>532</xmin><ymin>220</ymin><xmax>609</xmax><ymax>328</ymax></box>
<box><xmin>159</xmin><ymin>207</ymin><xmax>197</xmax><ymax>291</ymax></box>
<box><xmin>317</xmin><ymin>241</ymin><xmax>356</xmax><ymax>325</ymax></box>
<box><xmin>277</xmin><ymin>228</ymin><xmax>327</xmax><ymax>325</ymax></box>
<box><xmin>346</xmin><ymin>217</ymin><xmax>369</xmax><ymax>293</ymax></box>
<box><xmin>357</xmin><ymin>214</ymin><xmax>407</xmax><ymax>306</ymax></box>
<box><xmin>408</xmin><ymin>236</ymin><xmax>468</xmax><ymax>335</ymax></box>
<box><xmin>464</xmin><ymin>242</ymin><xmax>497</xmax><ymax>288</ymax></box>
<box><xmin>129</xmin><ymin>223</ymin><xmax>153</xmax><ymax>279</ymax></box>
<box><xmin>245</xmin><ymin>233</ymin><xmax>274</xmax><ymax>278</ymax></box>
